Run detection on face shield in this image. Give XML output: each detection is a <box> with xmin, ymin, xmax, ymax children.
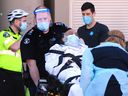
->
<box><xmin>34</xmin><ymin>8</ymin><xmax>51</xmax><ymax>31</ymax></box>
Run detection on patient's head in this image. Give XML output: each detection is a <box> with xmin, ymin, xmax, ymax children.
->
<box><xmin>105</xmin><ymin>30</ymin><xmax>126</xmax><ymax>48</ymax></box>
<box><xmin>64</xmin><ymin>34</ymin><xmax>84</xmax><ymax>47</ymax></box>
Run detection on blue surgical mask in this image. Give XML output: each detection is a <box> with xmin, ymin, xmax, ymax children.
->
<box><xmin>37</xmin><ymin>22</ymin><xmax>49</xmax><ymax>31</ymax></box>
<box><xmin>20</xmin><ymin>22</ymin><xmax>27</xmax><ymax>32</ymax></box>
<box><xmin>83</xmin><ymin>16</ymin><xmax>92</xmax><ymax>25</ymax></box>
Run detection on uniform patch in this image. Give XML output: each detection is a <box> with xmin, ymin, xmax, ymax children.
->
<box><xmin>3</xmin><ymin>32</ymin><xmax>10</xmax><ymax>38</ymax></box>
<box><xmin>24</xmin><ymin>38</ymin><xmax>30</xmax><ymax>44</ymax></box>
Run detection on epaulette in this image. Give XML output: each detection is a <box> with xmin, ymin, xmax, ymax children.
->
<box><xmin>27</xmin><ymin>29</ymin><xmax>34</xmax><ymax>35</ymax></box>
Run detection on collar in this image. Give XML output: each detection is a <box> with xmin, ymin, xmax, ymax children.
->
<box><xmin>4</xmin><ymin>27</ymin><xmax>16</xmax><ymax>35</ymax></box>
<box><xmin>95</xmin><ymin>42</ymin><xmax>126</xmax><ymax>52</ymax></box>
<box><xmin>9</xmin><ymin>27</ymin><xmax>16</xmax><ymax>34</ymax></box>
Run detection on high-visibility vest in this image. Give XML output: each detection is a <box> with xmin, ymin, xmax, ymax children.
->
<box><xmin>0</xmin><ymin>28</ymin><xmax>22</xmax><ymax>72</ymax></box>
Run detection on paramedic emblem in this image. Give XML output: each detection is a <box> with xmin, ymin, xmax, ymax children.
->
<box><xmin>24</xmin><ymin>38</ymin><xmax>30</xmax><ymax>44</ymax></box>
<box><xmin>3</xmin><ymin>32</ymin><xmax>10</xmax><ymax>38</ymax></box>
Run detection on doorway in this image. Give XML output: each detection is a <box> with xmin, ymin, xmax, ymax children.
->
<box><xmin>44</xmin><ymin>0</ymin><xmax>55</xmax><ymax>22</ymax></box>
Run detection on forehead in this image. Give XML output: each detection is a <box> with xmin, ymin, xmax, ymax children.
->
<box><xmin>82</xmin><ymin>9</ymin><xmax>92</xmax><ymax>14</ymax></box>
<box><xmin>15</xmin><ymin>16</ymin><xmax>27</xmax><ymax>22</ymax></box>
<box><xmin>21</xmin><ymin>16</ymin><xmax>27</xmax><ymax>20</ymax></box>
<box><xmin>36</xmin><ymin>12</ymin><xmax>50</xmax><ymax>18</ymax></box>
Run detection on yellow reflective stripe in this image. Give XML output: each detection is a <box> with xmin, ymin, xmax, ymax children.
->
<box><xmin>0</xmin><ymin>50</ymin><xmax>20</xmax><ymax>57</ymax></box>
<box><xmin>4</xmin><ymin>36</ymin><xmax>16</xmax><ymax>49</ymax></box>
<box><xmin>4</xmin><ymin>37</ymin><xmax>15</xmax><ymax>45</ymax></box>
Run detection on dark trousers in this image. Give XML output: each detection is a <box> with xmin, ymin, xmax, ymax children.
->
<box><xmin>0</xmin><ymin>68</ymin><xmax>25</xmax><ymax>96</ymax></box>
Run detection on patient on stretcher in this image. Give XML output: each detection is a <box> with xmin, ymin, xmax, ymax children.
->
<box><xmin>45</xmin><ymin>34</ymin><xmax>90</xmax><ymax>96</ymax></box>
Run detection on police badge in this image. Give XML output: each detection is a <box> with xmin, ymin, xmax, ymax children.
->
<box><xmin>24</xmin><ymin>38</ymin><xmax>30</xmax><ymax>44</ymax></box>
<box><xmin>3</xmin><ymin>32</ymin><xmax>10</xmax><ymax>38</ymax></box>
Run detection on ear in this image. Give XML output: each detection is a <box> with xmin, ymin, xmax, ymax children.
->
<box><xmin>48</xmin><ymin>13</ymin><xmax>52</xmax><ymax>22</ymax></box>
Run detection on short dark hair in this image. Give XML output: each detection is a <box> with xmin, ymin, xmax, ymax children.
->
<box><xmin>81</xmin><ymin>2</ymin><xmax>95</xmax><ymax>13</ymax></box>
<box><xmin>9</xmin><ymin>19</ymin><xmax>15</xmax><ymax>25</ymax></box>
<box><xmin>9</xmin><ymin>18</ymin><xmax>21</xmax><ymax>25</ymax></box>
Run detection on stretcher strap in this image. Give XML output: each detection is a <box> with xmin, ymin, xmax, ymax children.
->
<box><xmin>56</xmin><ymin>60</ymin><xmax>74</xmax><ymax>77</ymax></box>
<box><xmin>64</xmin><ymin>75</ymin><xmax>80</xmax><ymax>85</ymax></box>
<box><xmin>48</xmin><ymin>50</ymin><xmax>64</xmax><ymax>55</ymax></box>
<box><xmin>54</xmin><ymin>53</ymin><xmax>82</xmax><ymax>68</ymax></box>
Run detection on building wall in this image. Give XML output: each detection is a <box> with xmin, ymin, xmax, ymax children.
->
<box><xmin>0</xmin><ymin>0</ymin><xmax>44</xmax><ymax>30</ymax></box>
<box><xmin>54</xmin><ymin>0</ymin><xmax>70</xmax><ymax>26</ymax></box>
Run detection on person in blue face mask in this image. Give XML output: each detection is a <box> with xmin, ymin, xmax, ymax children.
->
<box><xmin>20</xmin><ymin>5</ymin><xmax>72</xmax><ymax>96</ymax></box>
<box><xmin>77</xmin><ymin>2</ymin><xmax>109</xmax><ymax>48</ymax></box>
<box><xmin>0</xmin><ymin>9</ymin><xmax>29</xmax><ymax>96</ymax></box>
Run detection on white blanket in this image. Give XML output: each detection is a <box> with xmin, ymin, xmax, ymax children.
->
<box><xmin>45</xmin><ymin>44</ymin><xmax>89</xmax><ymax>96</ymax></box>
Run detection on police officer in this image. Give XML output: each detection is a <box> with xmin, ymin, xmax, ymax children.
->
<box><xmin>0</xmin><ymin>9</ymin><xmax>29</xmax><ymax>96</ymax></box>
<box><xmin>20</xmin><ymin>5</ymin><xmax>71</xmax><ymax>96</ymax></box>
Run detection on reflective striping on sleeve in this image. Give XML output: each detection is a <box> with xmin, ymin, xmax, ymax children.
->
<box><xmin>0</xmin><ymin>29</ymin><xmax>22</xmax><ymax>72</ymax></box>
<box><xmin>4</xmin><ymin>36</ymin><xmax>18</xmax><ymax>49</ymax></box>
<box><xmin>0</xmin><ymin>50</ymin><xmax>20</xmax><ymax>57</ymax></box>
